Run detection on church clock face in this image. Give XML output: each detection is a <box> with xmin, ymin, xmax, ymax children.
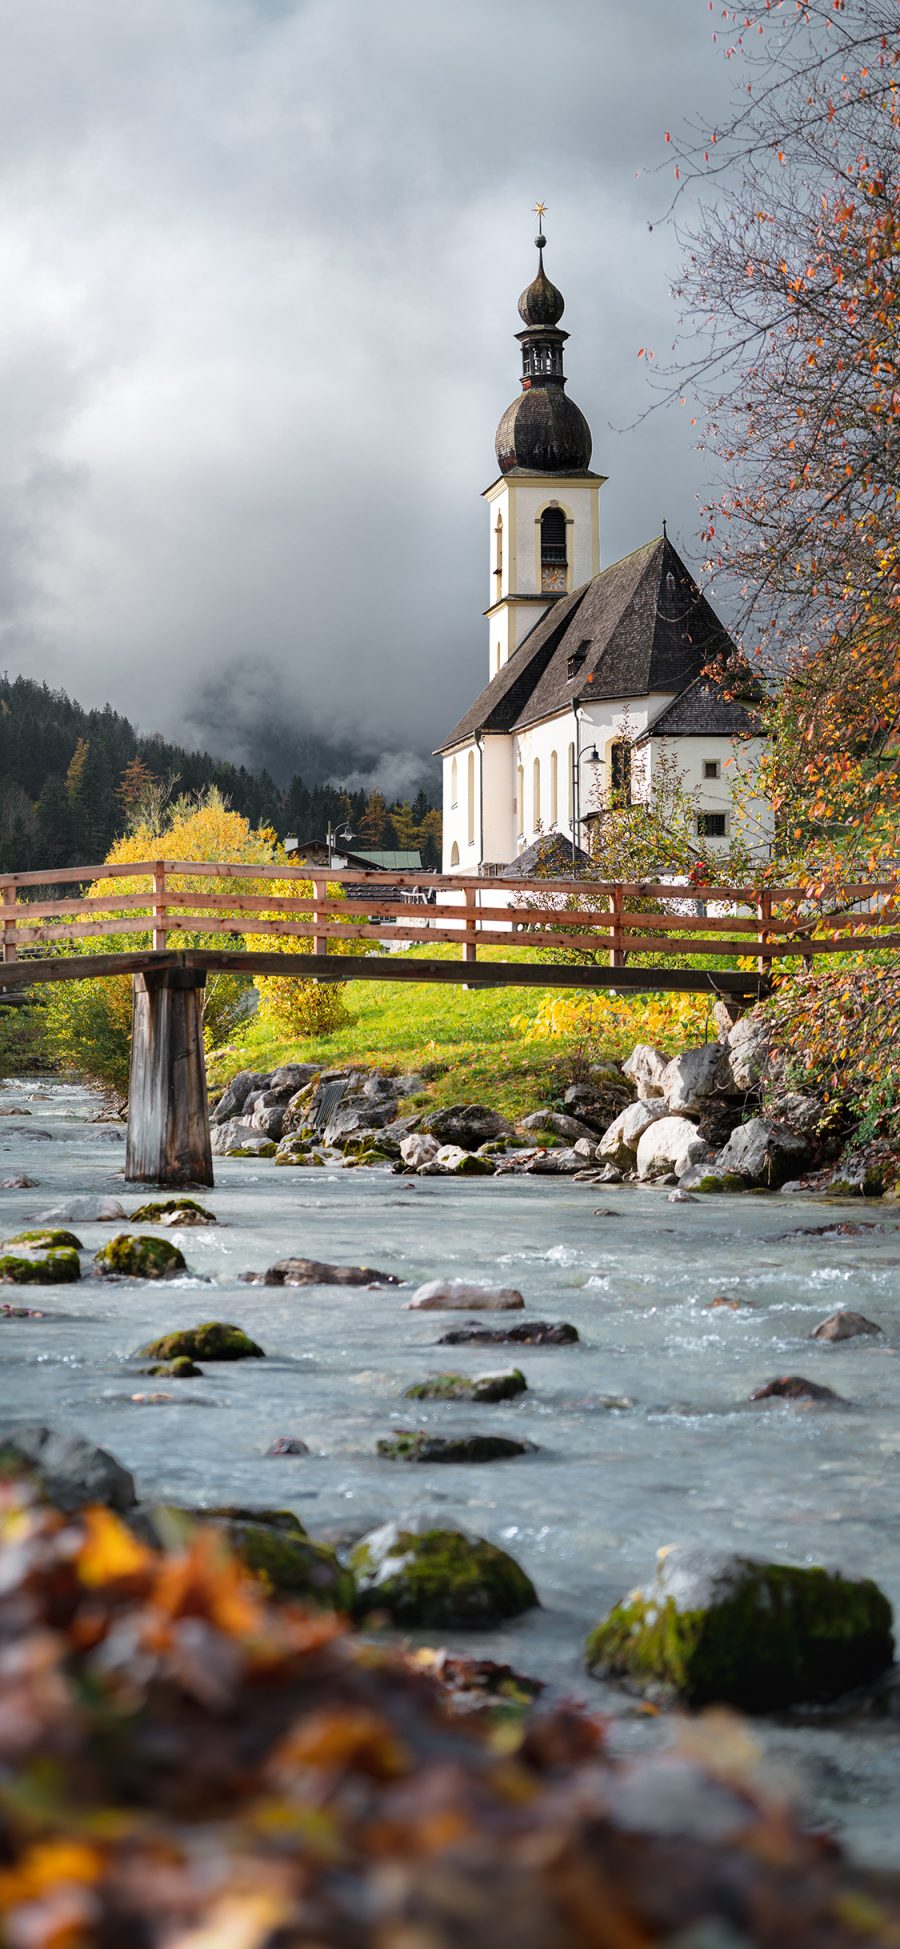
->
<box><xmin>542</xmin><ymin>563</ymin><xmax>567</xmax><ymax>593</ymax></box>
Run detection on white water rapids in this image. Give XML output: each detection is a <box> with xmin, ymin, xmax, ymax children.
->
<box><xmin>2</xmin><ymin>1074</ymin><xmax>900</xmax><ymax>1861</ymax></box>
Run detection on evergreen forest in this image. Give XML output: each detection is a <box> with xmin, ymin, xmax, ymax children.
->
<box><xmin>0</xmin><ymin>673</ymin><xmax>441</xmax><ymax>872</ymax></box>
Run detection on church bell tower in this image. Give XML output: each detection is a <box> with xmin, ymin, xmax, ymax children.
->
<box><xmin>485</xmin><ymin>218</ymin><xmax>604</xmax><ymax>677</ymax></box>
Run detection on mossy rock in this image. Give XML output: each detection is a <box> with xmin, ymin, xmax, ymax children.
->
<box><xmin>140</xmin><ymin>1356</ymin><xmax>204</xmax><ymax>1378</ymax></box>
<box><xmin>6</xmin><ymin>1228</ymin><xmax>83</xmax><ymax>1251</ymax></box>
<box><xmin>404</xmin><ymin>1369</ymin><xmax>527</xmax><ymax>1404</ymax></box>
<box><xmin>137</xmin><ymin>1322</ymin><xmax>265</xmax><ymax>1362</ymax></box>
<box><xmin>94</xmin><ymin>1234</ymin><xmax>187</xmax><ymax>1279</ymax></box>
<box><xmin>350</xmin><ymin>1520</ymin><xmax>537</xmax><ymax>1627</ymax></box>
<box><xmin>130</xmin><ymin>1198</ymin><xmax>217</xmax><ymax>1224</ymax></box>
<box><xmin>0</xmin><ymin>1248</ymin><xmax>81</xmax><ymax>1286</ymax></box>
<box><xmin>377</xmin><ymin>1429</ymin><xmax>536</xmax><ymax>1464</ymax></box>
<box><xmin>232</xmin><ymin>1142</ymin><xmax>277</xmax><ymax>1158</ymax></box>
<box><xmin>217</xmin><ymin>1517</ymin><xmax>354</xmax><ymax>1609</ymax></box>
<box><xmin>584</xmin><ymin>1544</ymin><xmax>893</xmax><ymax>1712</ymax></box>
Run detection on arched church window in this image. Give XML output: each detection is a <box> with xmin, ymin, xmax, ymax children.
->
<box><xmin>610</xmin><ymin>740</ymin><xmax>632</xmax><ymax>804</ymax></box>
<box><xmin>495</xmin><ymin>514</ymin><xmax>503</xmax><ymax>584</ymax></box>
<box><xmin>467</xmin><ymin>750</ymin><xmax>476</xmax><ymax>848</ymax></box>
<box><xmin>541</xmin><ymin>507</ymin><xmax>567</xmax><ymax>593</ymax></box>
<box><xmin>533</xmin><ymin>757</ymin><xmax>541</xmax><ymax>829</ymax></box>
<box><xmin>450</xmin><ymin>756</ymin><xmax>458</xmax><ymax>808</ymax></box>
<box><xmin>516</xmin><ymin>764</ymin><xmax>524</xmax><ymax>837</ymax></box>
<box><xmin>567</xmin><ymin>741</ymin><xmax>575</xmax><ymax>826</ymax></box>
<box><xmin>550</xmin><ymin>750</ymin><xmax>558</xmax><ymax>826</ymax></box>
<box><xmin>450</xmin><ymin>841</ymin><xmax>460</xmax><ymax>867</ymax></box>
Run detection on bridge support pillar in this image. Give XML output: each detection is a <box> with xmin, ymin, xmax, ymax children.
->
<box><xmin>125</xmin><ymin>968</ymin><xmax>213</xmax><ymax>1186</ymax></box>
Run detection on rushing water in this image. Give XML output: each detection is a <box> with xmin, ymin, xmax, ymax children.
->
<box><xmin>2</xmin><ymin>1074</ymin><xmax>900</xmax><ymax>1860</ymax></box>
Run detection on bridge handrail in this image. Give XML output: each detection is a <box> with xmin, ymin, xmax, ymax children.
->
<box><xmin>0</xmin><ymin>858</ymin><xmax>898</xmax><ymax>974</ymax></box>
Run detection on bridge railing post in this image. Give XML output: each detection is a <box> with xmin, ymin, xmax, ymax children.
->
<box><xmin>312</xmin><ymin>874</ymin><xmax>327</xmax><ymax>957</ymax></box>
<box><xmin>152</xmin><ymin>862</ymin><xmax>168</xmax><ymax>953</ymax></box>
<box><xmin>756</xmin><ymin>890</ymin><xmax>772</xmax><ymax>977</ymax></box>
<box><xmin>1</xmin><ymin>881</ymin><xmax>16</xmax><ymax>963</ymax></box>
<box><xmin>609</xmin><ymin>886</ymin><xmax>625</xmax><ymax>969</ymax></box>
<box><xmin>462</xmin><ymin>885</ymin><xmax>477</xmax><ymax>964</ymax></box>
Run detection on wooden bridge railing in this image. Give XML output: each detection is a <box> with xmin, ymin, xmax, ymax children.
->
<box><xmin>0</xmin><ymin>859</ymin><xmax>898</xmax><ymax>976</ymax></box>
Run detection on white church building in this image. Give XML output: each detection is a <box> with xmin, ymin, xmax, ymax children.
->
<box><xmin>438</xmin><ymin>227</ymin><xmax>768</xmax><ymax>874</ymax></box>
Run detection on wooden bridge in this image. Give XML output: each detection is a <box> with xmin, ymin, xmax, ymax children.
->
<box><xmin>0</xmin><ymin>857</ymin><xmax>894</xmax><ymax>1188</ymax></box>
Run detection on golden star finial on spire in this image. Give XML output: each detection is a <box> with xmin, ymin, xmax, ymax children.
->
<box><xmin>533</xmin><ymin>201</ymin><xmax>547</xmax><ymax>223</ymax></box>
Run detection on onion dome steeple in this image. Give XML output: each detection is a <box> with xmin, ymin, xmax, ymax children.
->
<box><xmin>495</xmin><ymin>218</ymin><xmax>593</xmax><ymax>476</ymax></box>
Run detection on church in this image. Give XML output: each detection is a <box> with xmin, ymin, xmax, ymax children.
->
<box><xmin>437</xmin><ymin>225</ymin><xmax>768</xmax><ymax>874</ymax></box>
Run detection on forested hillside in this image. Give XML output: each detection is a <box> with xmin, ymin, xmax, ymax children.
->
<box><xmin>0</xmin><ymin>674</ymin><xmax>440</xmax><ymax>870</ymax></box>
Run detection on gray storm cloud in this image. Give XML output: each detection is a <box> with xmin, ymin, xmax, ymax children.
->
<box><xmin>0</xmin><ymin>0</ymin><xmax>734</xmax><ymax>779</ymax></box>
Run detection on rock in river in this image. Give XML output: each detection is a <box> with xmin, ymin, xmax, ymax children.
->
<box><xmin>179</xmin><ymin>1507</ymin><xmax>352</xmax><ymax>1609</ymax></box>
<box><xmin>749</xmin><ymin>1375</ymin><xmax>844</xmax><ymax>1404</ymax></box>
<box><xmin>377</xmin><ymin>1429</ymin><xmax>537</xmax><ymax>1463</ymax></box>
<box><xmin>266</xmin><ymin>1436</ymin><xmax>311</xmax><ymax>1456</ymax></box>
<box><xmin>0</xmin><ymin>1248</ymin><xmax>81</xmax><ymax>1285</ymax></box>
<box><xmin>94</xmin><ymin>1235</ymin><xmax>187</xmax><ymax>1279</ymax></box>
<box><xmin>0</xmin><ymin>1422</ymin><xmax>136</xmax><ymax>1512</ymax></box>
<box><xmin>406</xmin><ymin>1278</ymin><xmax>524</xmax><ymax>1311</ymax></box>
<box><xmin>584</xmin><ymin>1543</ymin><xmax>893</xmax><ymax>1710</ymax></box>
<box><xmin>32</xmin><ymin>1196</ymin><xmax>125</xmax><ymax>1223</ymax></box>
<box><xmin>137</xmin><ymin>1322</ymin><xmax>265</xmax><ymax>1361</ymax></box>
<box><xmin>350</xmin><ymin>1514</ymin><xmax>538</xmax><ymax>1626</ymax></box>
<box><xmin>244</xmin><ymin>1257</ymin><xmax>400</xmax><ymax>1287</ymax></box>
<box><xmin>404</xmin><ymin>1368</ymin><xmax>527</xmax><ymax>1403</ymax></box>
<box><xmin>420</xmin><ymin>1104</ymin><xmax>512</xmax><ymax>1150</ymax></box>
<box><xmin>811</xmin><ymin>1310</ymin><xmax>883</xmax><ymax>1342</ymax></box>
<box><xmin>438</xmin><ymin>1319</ymin><xmax>579</xmax><ymax>1346</ymax></box>
<box><xmin>130</xmin><ymin>1198</ymin><xmax>217</xmax><ymax>1225</ymax></box>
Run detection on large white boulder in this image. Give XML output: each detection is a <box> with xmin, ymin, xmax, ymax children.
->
<box><xmin>405</xmin><ymin>1279</ymin><xmax>525</xmax><ymax>1311</ymax></box>
<box><xmin>597</xmin><ymin>1099</ymin><xmax>669</xmax><ymax>1166</ymax></box>
<box><xmin>661</xmin><ymin>1043</ymin><xmax>735</xmax><ymax>1115</ymax></box>
<box><xmin>400</xmin><ymin>1132</ymin><xmax>440</xmax><ymax>1169</ymax></box>
<box><xmin>32</xmin><ymin>1196</ymin><xmax>126</xmax><ymax>1223</ymax></box>
<box><xmin>636</xmin><ymin>1115</ymin><xmax>712</xmax><ymax>1181</ymax></box>
<box><xmin>622</xmin><ymin>1045</ymin><xmax>668</xmax><ymax>1099</ymax></box>
<box><xmin>727</xmin><ymin>1010</ymin><xmax>772</xmax><ymax>1090</ymax></box>
<box><xmin>713</xmin><ymin>1117</ymin><xmax>810</xmax><ymax>1187</ymax></box>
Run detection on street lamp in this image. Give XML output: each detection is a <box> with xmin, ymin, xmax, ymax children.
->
<box><xmin>571</xmin><ymin>742</ymin><xmax>603</xmax><ymax>868</ymax></box>
<box><xmin>326</xmin><ymin>822</ymin><xmax>354</xmax><ymax>866</ymax></box>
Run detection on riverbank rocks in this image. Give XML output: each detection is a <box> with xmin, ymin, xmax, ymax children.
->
<box><xmin>405</xmin><ymin>1369</ymin><xmax>527</xmax><ymax>1403</ymax></box>
<box><xmin>420</xmin><ymin>1104</ymin><xmax>512</xmax><ymax>1150</ymax></box>
<box><xmin>94</xmin><ymin>1234</ymin><xmax>187</xmax><ymax>1279</ymax></box>
<box><xmin>418</xmin><ymin>1144</ymin><xmax>495</xmax><ymax>1177</ymax></box>
<box><xmin>350</xmin><ymin>1515</ymin><xmax>537</xmax><ymax>1626</ymax></box>
<box><xmin>439</xmin><ymin>1319</ymin><xmax>579</xmax><ymax>1346</ymax></box>
<box><xmin>636</xmin><ymin>1116</ymin><xmax>711</xmax><ymax>1181</ymax></box>
<box><xmin>661</xmin><ymin>1044</ymin><xmax>735</xmax><ymax>1116</ymax></box>
<box><xmin>520</xmin><ymin>1110</ymin><xmax>600</xmax><ymax>1144</ymax></box>
<box><xmin>400</xmin><ymin>1132</ymin><xmax>440</xmax><ymax>1169</ymax></box>
<box><xmin>245</xmin><ymin>1256</ymin><xmax>401</xmax><ymax>1287</ymax></box>
<box><xmin>726</xmin><ymin>1008</ymin><xmax>772</xmax><ymax>1089</ymax></box>
<box><xmin>0</xmin><ymin>1247</ymin><xmax>81</xmax><ymax>1284</ymax></box>
<box><xmin>711</xmin><ymin>1118</ymin><xmax>811</xmax><ymax>1189</ymax></box>
<box><xmin>130</xmin><ymin>1198</ymin><xmax>217</xmax><ymax>1225</ymax></box>
<box><xmin>406</xmin><ymin>1278</ymin><xmax>524</xmax><ymax>1311</ymax></box>
<box><xmin>596</xmin><ymin>1100</ymin><xmax>669</xmax><ymax>1167</ymax></box>
<box><xmin>137</xmin><ymin>1322</ymin><xmax>264</xmax><ymax>1362</ymax></box>
<box><xmin>623</xmin><ymin>1045</ymin><xmax>667</xmax><ymax>1099</ymax></box>
<box><xmin>211</xmin><ymin>1123</ymin><xmax>276</xmax><ymax>1157</ymax></box>
<box><xmin>210</xmin><ymin>1069</ymin><xmax>270</xmax><ymax>1124</ymax></box>
<box><xmin>32</xmin><ymin>1196</ymin><xmax>125</xmax><ymax>1223</ymax></box>
<box><xmin>811</xmin><ymin>1310</ymin><xmax>883</xmax><ymax>1342</ymax></box>
<box><xmin>0</xmin><ymin>1422</ymin><xmax>136</xmax><ymax>1513</ymax></box>
<box><xmin>524</xmin><ymin>1147</ymin><xmax>584</xmax><ymax>1175</ymax></box>
<box><xmin>584</xmin><ymin>1543</ymin><xmax>893</xmax><ymax>1710</ymax></box>
<box><xmin>377</xmin><ymin>1429</ymin><xmax>537</xmax><ymax>1463</ymax></box>
<box><xmin>750</xmin><ymin>1375</ymin><xmax>843</xmax><ymax>1404</ymax></box>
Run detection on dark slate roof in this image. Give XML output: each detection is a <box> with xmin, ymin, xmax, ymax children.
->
<box><xmin>437</xmin><ymin>536</ymin><xmax>737</xmax><ymax>751</ymax></box>
<box><xmin>502</xmin><ymin>832</ymin><xmax>590</xmax><ymax>878</ymax></box>
<box><xmin>635</xmin><ymin>678</ymin><xmax>763</xmax><ymax>743</ymax></box>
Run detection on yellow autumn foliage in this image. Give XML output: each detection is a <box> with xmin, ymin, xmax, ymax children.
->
<box><xmin>511</xmin><ymin>987</ymin><xmax>713</xmax><ymax>1051</ymax></box>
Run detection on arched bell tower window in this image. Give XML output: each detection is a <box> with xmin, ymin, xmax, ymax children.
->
<box><xmin>494</xmin><ymin>513</ymin><xmax>503</xmax><ymax>587</ymax></box>
<box><xmin>540</xmin><ymin>507</ymin><xmax>567</xmax><ymax>593</ymax></box>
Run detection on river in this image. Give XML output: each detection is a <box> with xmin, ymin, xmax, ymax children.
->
<box><xmin>2</xmin><ymin>1072</ymin><xmax>900</xmax><ymax>1862</ymax></box>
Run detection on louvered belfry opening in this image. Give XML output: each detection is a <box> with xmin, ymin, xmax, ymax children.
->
<box><xmin>540</xmin><ymin>506</ymin><xmax>567</xmax><ymax>592</ymax></box>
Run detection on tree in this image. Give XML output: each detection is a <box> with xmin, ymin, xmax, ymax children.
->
<box><xmin>665</xmin><ymin>0</ymin><xmax>900</xmax><ymax>879</ymax></box>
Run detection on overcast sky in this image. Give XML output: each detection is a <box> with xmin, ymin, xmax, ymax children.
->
<box><xmin>0</xmin><ymin>0</ymin><xmax>736</xmax><ymax>790</ymax></box>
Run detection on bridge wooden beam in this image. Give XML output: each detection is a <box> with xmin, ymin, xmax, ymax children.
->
<box><xmin>125</xmin><ymin>967</ymin><xmax>213</xmax><ymax>1188</ymax></box>
<box><xmin>0</xmin><ymin>948</ymin><xmax>769</xmax><ymax>1000</ymax></box>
